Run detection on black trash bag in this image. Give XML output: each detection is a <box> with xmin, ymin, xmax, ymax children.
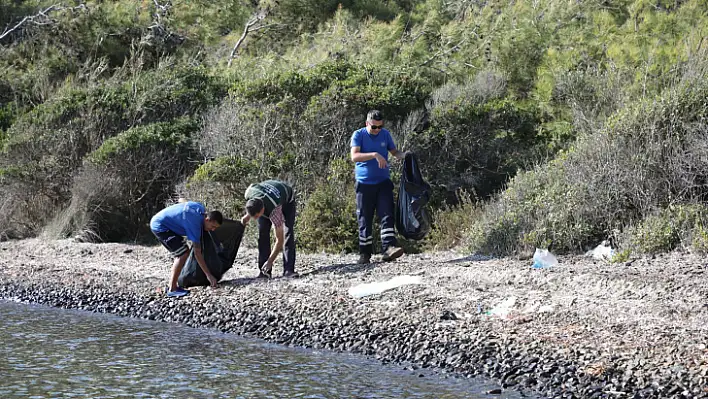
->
<box><xmin>395</xmin><ymin>152</ymin><xmax>432</xmax><ymax>240</ymax></box>
<box><xmin>178</xmin><ymin>219</ymin><xmax>245</xmax><ymax>288</ymax></box>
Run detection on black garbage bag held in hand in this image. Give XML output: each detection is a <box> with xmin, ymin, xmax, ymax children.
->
<box><xmin>178</xmin><ymin>219</ymin><xmax>245</xmax><ymax>288</ymax></box>
<box><xmin>395</xmin><ymin>152</ymin><xmax>432</xmax><ymax>240</ymax></box>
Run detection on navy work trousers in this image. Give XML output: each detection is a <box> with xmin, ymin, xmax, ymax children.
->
<box><xmin>355</xmin><ymin>179</ymin><xmax>398</xmax><ymax>255</ymax></box>
<box><xmin>257</xmin><ymin>200</ymin><xmax>296</xmax><ymax>273</ymax></box>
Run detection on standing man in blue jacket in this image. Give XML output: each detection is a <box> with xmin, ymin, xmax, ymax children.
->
<box><xmin>150</xmin><ymin>201</ymin><xmax>223</xmax><ymax>297</ymax></box>
<box><xmin>350</xmin><ymin>110</ymin><xmax>405</xmax><ymax>264</ymax></box>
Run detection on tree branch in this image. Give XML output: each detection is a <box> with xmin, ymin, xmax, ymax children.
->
<box><xmin>419</xmin><ymin>37</ymin><xmax>470</xmax><ymax>68</ymax></box>
<box><xmin>152</xmin><ymin>0</ymin><xmax>171</xmax><ymax>24</ymax></box>
<box><xmin>0</xmin><ymin>4</ymin><xmax>85</xmax><ymax>43</ymax></box>
<box><xmin>227</xmin><ymin>12</ymin><xmax>273</xmax><ymax>67</ymax></box>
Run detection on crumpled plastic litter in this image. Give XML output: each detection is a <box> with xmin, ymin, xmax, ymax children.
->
<box><xmin>485</xmin><ymin>296</ymin><xmax>517</xmax><ymax>319</ymax></box>
<box><xmin>585</xmin><ymin>241</ymin><xmax>615</xmax><ymax>261</ymax></box>
<box><xmin>348</xmin><ymin>275</ymin><xmax>422</xmax><ymax>298</ymax></box>
<box><xmin>522</xmin><ymin>302</ymin><xmax>555</xmax><ymax>314</ymax></box>
<box><xmin>532</xmin><ymin>248</ymin><xmax>558</xmax><ymax>269</ymax></box>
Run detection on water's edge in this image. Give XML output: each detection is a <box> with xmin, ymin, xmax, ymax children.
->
<box><xmin>0</xmin><ymin>282</ymin><xmax>529</xmax><ymax>398</ymax></box>
<box><xmin>3</xmin><ymin>240</ymin><xmax>706</xmax><ymax>399</ymax></box>
<box><xmin>0</xmin><ymin>299</ymin><xmax>497</xmax><ymax>398</ymax></box>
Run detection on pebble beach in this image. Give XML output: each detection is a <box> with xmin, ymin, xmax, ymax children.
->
<box><xmin>1</xmin><ymin>239</ymin><xmax>706</xmax><ymax>398</ymax></box>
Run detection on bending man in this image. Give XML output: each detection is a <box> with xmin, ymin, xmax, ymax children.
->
<box><xmin>150</xmin><ymin>201</ymin><xmax>222</xmax><ymax>297</ymax></box>
<box><xmin>241</xmin><ymin>179</ymin><xmax>298</xmax><ymax>278</ymax></box>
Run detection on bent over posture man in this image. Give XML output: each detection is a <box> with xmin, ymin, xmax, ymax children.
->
<box><xmin>150</xmin><ymin>201</ymin><xmax>222</xmax><ymax>297</ymax></box>
<box><xmin>350</xmin><ymin>110</ymin><xmax>405</xmax><ymax>264</ymax></box>
<box><xmin>241</xmin><ymin>179</ymin><xmax>298</xmax><ymax>278</ymax></box>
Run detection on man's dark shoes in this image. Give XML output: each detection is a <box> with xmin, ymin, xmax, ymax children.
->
<box><xmin>357</xmin><ymin>253</ymin><xmax>371</xmax><ymax>265</ymax></box>
<box><xmin>382</xmin><ymin>246</ymin><xmax>404</xmax><ymax>262</ymax></box>
<box><xmin>283</xmin><ymin>270</ymin><xmax>300</xmax><ymax>278</ymax></box>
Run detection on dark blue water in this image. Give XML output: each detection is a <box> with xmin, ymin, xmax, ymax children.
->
<box><xmin>0</xmin><ymin>300</ymin><xmax>521</xmax><ymax>399</ymax></box>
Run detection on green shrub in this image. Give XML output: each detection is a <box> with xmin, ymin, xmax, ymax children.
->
<box><xmin>304</xmin><ymin>63</ymin><xmax>430</xmax><ymax>131</ymax></box>
<box><xmin>297</xmin><ymin>159</ymin><xmax>359</xmax><ymax>253</ymax></box>
<box><xmin>626</xmin><ymin>211</ymin><xmax>679</xmax><ymax>254</ymax></box>
<box><xmin>198</xmin><ymin>95</ymin><xmax>355</xmax><ymax>199</ymax></box>
<box><xmin>422</xmin><ymin>191</ymin><xmax>479</xmax><ymax>251</ymax></box>
<box><xmin>231</xmin><ymin>60</ymin><xmax>351</xmax><ymax>103</ymax></box>
<box><xmin>690</xmin><ymin>224</ymin><xmax>708</xmax><ymax>254</ymax></box>
<box><xmin>297</xmin><ymin>181</ymin><xmax>359</xmax><ymax>254</ymax></box>
<box><xmin>190</xmin><ymin>156</ymin><xmax>261</xmax><ymax>184</ymax></box>
<box><xmin>4</xmin><ymin>85</ymin><xmax>131</xmax><ymax>151</ymax></box>
<box><xmin>610</xmin><ymin>249</ymin><xmax>631</xmax><ymax>263</ymax></box>
<box><xmin>467</xmin><ymin>60</ymin><xmax>708</xmax><ymax>255</ymax></box>
<box><xmin>4</xmin><ymin>64</ymin><xmax>223</xmax><ymax>165</ymax></box>
<box><xmin>349</xmin><ymin>0</ymin><xmax>403</xmax><ymax>20</ymax></box>
<box><xmin>182</xmin><ymin>155</ymin><xmax>263</xmax><ymax>217</ymax></box>
<box><xmin>0</xmin><ymin>65</ymin><xmax>226</xmax><ymax>239</ymax></box>
<box><xmin>408</xmin><ymin>74</ymin><xmax>542</xmax><ymax>202</ymax></box>
<box><xmin>624</xmin><ymin>204</ymin><xmax>708</xmax><ymax>254</ymax></box>
<box><xmin>0</xmin><ymin>101</ymin><xmax>18</xmax><ymax>139</ymax></box>
<box><xmin>130</xmin><ymin>66</ymin><xmax>227</xmax><ymax>124</ymax></box>
<box><xmin>45</xmin><ymin>118</ymin><xmax>199</xmax><ymax>241</ymax></box>
<box><xmin>0</xmin><ymin>84</ymin><xmax>133</xmax><ymax>238</ymax></box>
<box><xmin>4</xmin><ymin>0</ymin><xmax>708</xmax><ymax>252</ymax></box>
<box><xmin>87</xmin><ymin>118</ymin><xmax>196</xmax><ymax>165</ymax></box>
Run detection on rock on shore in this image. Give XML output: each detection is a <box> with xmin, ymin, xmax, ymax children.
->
<box><xmin>1</xmin><ymin>239</ymin><xmax>706</xmax><ymax>398</ymax></box>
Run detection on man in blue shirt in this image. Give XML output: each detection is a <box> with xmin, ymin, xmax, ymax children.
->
<box><xmin>350</xmin><ymin>110</ymin><xmax>405</xmax><ymax>264</ymax></box>
<box><xmin>150</xmin><ymin>201</ymin><xmax>223</xmax><ymax>297</ymax></box>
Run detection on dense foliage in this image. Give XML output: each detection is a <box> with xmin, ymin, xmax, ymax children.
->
<box><xmin>2</xmin><ymin>0</ymin><xmax>707</xmax><ymax>257</ymax></box>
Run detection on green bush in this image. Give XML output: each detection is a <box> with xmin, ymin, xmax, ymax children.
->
<box><xmin>422</xmin><ymin>191</ymin><xmax>479</xmax><ymax>251</ymax></box>
<box><xmin>304</xmin><ymin>63</ymin><xmax>431</xmax><ymax>131</ymax></box>
<box><xmin>197</xmin><ymin>98</ymin><xmax>307</xmax><ymax>185</ymax></box>
<box><xmin>0</xmin><ymin>101</ymin><xmax>18</xmax><ymax>138</ymax></box>
<box><xmin>130</xmin><ymin>66</ymin><xmax>227</xmax><ymax>124</ymax></box>
<box><xmin>408</xmin><ymin>74</ymin><xmax>542</xmax><ymax>202</ymax></box>
<box><xmin>0</xmin><ymin>65</ymin><xmax>226</xmax><ymax>239</ymax></box>
<box><xmin>297</xmin><ymin>159</ymin><xmax>359</xmax><ymax>253</ymax></box>
<box><xmin>4</xmin><ymin>64</ymin><xmax>223</xmax><ymax>167</ymax></box>
<box><xmin>3</xmin><ymin>0</ymin><xmax>708</xmax><ymax>255</ymax></box>
<box><xmin>467</xmin><ymin>60</ymin><xmax>708</xmax><ymax>255</ymax></box>
<box><xmin>182</xmin><ymin>155</ymin><xmax>263</xmax><ymax>218</ymax></box>
<box><xmin>0</xmin><ymin>84</ymin><xmax>133</xmax><ymax>238</ymax></box>
<box><xmin>626</xmin><ymin>210</ymin><xmax>679</xmax><ymax>254</ymax></box>
<box><xmin>624</xmin><ymin>205</ymin><xmax>708</xmax><ymax>254</ymax></box>
<box><xmin>231</xmin><ymin>60</ymin><xmax>351</xmax><ymax>103</ymax></box>
<box><xmin>690</xmin><ymin>224</ymin><xmax>708</xmax><ymax>254</ymax></box>
<box><xmin>190</xmin><ymin>156</ymin><xmax>261</xmax><ymax>183</ymax></box>
<box><xmin>45</xmin><ymin>118</ymin><xmax>199</xmax><ymax>241</ymax></box>
<box><xmin>87</xmin><ymin>118</ymin><xmax>196</xmax><ymax>165</ymax></box>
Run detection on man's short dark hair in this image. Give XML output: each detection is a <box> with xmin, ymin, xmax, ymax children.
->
<box><xmin>245</xmin><ymin>198</ymin><xmax>264</xmax><ymax>217</ymax></box>
<box><xmin>367</xmin><ymin>110</ymin><xmax>383</xmax><ymax>122</ymax></box>
<box><xmin>206</xmin><ymin>211</ymin><xmax>223</xmax><ymax>225</ymax></box>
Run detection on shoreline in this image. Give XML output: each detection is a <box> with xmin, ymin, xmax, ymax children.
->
<box><xmin>1</xmin><ymin>239</ymin><xmax>706</xmax><ymax>399</ymax></box>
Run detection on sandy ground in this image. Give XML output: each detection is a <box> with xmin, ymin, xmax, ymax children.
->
<box><xmin>1</xmin><ymin>238</ymin><xmax>706</xmax><ymax>398</ymax></box>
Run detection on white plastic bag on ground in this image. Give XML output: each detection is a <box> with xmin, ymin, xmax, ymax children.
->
<box><xmin>348</xmin><ymin>275</ymin><xmax>422</xmax><ymax>298</ymax></box>
<box><xmin>486</xmin><ymin>296</ymin><xmax>517</xmax><ymax>319</ymax></box>
<box><xmin>532</xmin><ymin>248</ymin><xmax>558</xmax><ymax>269</ymax></box>
<box><xmin>522</xmin><ymin>301</ymin><xmax>555</xmax><ymax>315</ymax></box>
<box><xmin>538</xmin><ymin>304</ymin><xmax>555</xmax><ymax>313</ymax></box>
<box><xmin>585</xmin><ymin>241</ymin><xmax>615</xmax><ymax>261</ymax></box>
